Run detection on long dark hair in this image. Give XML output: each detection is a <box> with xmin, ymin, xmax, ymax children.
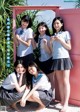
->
<box><xmin>27</xmin><ymin>62</ymin><xmax>43</xmax><ymax>89</ymax></box>
<box><xmin>14</xmin><ymin>60</ymin><xmax>28</xmax><ymax>86</ymax></box>
<box><xmin>27</xmin><ymin>62</ymin><xmax>42</xmax><ymax>89</ymax></box>
<box><xmin>52</xmin><ymin>17</ymin><xmax>65</xmax><ymax>35</ymax></box>
<box><xmin>14</xmin><ymin>59</ymin><xmax>26</xmax><ymax>74</ymax></box>
<box><xmin>34</xmin><ymin>22</ymin><xmax>51</xmax><ymax>42</ymax></box>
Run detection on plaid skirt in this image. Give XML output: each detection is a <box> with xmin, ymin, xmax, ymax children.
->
<box><xmin>0</xmin><ymin>87</ymin><xmax>24</xmax><ymax>106</ymax></box>
<box><xmin>51</xmin><ymin>58</ymin><xmax>73</xmax><ymax>71</ymax></box>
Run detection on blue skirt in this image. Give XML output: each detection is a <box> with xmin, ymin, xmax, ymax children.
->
<box><xmin>51</xmin><ymin>58</ymin><xmax>73</xmax><ymax>70</ymax></box>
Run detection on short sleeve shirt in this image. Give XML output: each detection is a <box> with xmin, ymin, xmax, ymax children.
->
<box><xmin>1</xmin><ymin>72</ymin><xmax>18</xmax><ymax>90</ymax></box>
<box><xmin>16</xmin><ymin>28</ymin><xmax>33</xmax><ymax>57</ymax></box>
<box><xmin>33</xmin><ymin>73</ymin><xmax>51</xmax><ymax>91</ymax></box>
<box><xmin>38</xmin><ymin>34</ymin><xmax>52</xmax><ymax>61</ymax></box>
<box><xmin>52</xmin><ymin>31</ymin><xmax>71</xmax><ymax>59</ymax></box>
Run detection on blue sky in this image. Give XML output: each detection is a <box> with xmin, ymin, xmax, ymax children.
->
<box><xmin>27</xmin><ymin>0</ymin><xmax>75</xmax><ymax>9</ymax></box>
<box><xmin>27</xmin><ymin>0</ymin><xmax>75</xmax><ymax>28</ymax></box>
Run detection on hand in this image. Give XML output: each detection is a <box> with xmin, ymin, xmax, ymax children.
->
<box><xmin>43</xmin><ymin>39</ymin><xmax>47</xmax><ymax>45</ymax></box>
<box><xmin>50</xmin><ymin>36</ymin><xmax>56</xmax><ymax>41</ymax></box>
<box><xmin>41</xmin><ymin>39</ymin><xmax>47</xmax><ymax>49</ymax></box>
<box><xmin>50</xmin><ymin>36</ymin><xmax>55</xmax><ymax>45</ymax></box>
<box><xmin>22</xmin><ymin>69</ymin><xmax>26</xmax><ymax>74</ymax></box>
<box><xmin>25</xmin><ymin>87</ymin><xmax>30</xmax><ymax>94</ymax></box>
<box><xmin>54</xmin><ymin>36</ymin><xmax>61</xmax><ymax>41</ymax></box>
<box><xmin>20</xmin><ymin>99</ymin><xmax>26</xmax><ymax>107</ymax></box>
<box><xmin>19</xmin><ymin>69</ymin><xmax>26</xmax><ymax>75</ymax></box>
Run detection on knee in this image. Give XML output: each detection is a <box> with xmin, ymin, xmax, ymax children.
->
<box><xmin>32</xmin><ymin>91</ymin><xmax>39</xmax><ymax>98</ymax></box>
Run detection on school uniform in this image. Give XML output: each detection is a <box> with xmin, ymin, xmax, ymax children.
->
<box><xmin>15</xmin><ymin>28</ymin><xmax>34</xmax><ymax>67</ymax></box>
<box><xmin>51</xmin><ymin>31</ymin><xmax>73</xmax><ymax>70</ymax></box>
<box><xmin>0</xmin><ymin>72</ymin><xmax>26</xmax><ymax>106</ymax></box>
<box><xmin>37</xmin><ymin>34</ymin><xmax>53</xmax><ymax>74</ymax></box>
<box><xmin>32</xmin><ymin>73</ymin><xmax>53</xmax><ymax>106</ymax></box>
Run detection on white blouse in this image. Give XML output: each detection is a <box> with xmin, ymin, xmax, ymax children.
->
<box><xmin>2</xmin><ymin>72</ymin><xmax>19</xmax><ymax>90</ymax></box>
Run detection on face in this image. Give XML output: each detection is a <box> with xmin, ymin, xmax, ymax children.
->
<box><xmin>28</xmin><ymin>66</ymin><xmax>37</xmax><ymax>75</ymax></box>
<box><xmin>53</xmin><ymin>19</ymin><xmax>63</xmax><ymax>32</ymax></box>
<box><xmin>15</xmin><ymin>64</ymin><xmax>26</xmax><ymax>74</ymax></box>
<box><xmin>38</xmin><ymin>25</ymin><xmax>47</xmax><ymax>36</ymax></box>
<box><xmin>21</xmin><ymin>21</ymin><xmax>29</xmax><ymax>29</ymax></box>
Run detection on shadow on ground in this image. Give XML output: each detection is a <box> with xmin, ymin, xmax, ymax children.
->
<box><xmin>6</xmin><ymin>100</ymin><xmax>80</xmax><ymax>112</ymax></box>
<box><xmin>7</xmin><ymin>100</ymin><xmax>60</xmax><ymax>112</ymax></box>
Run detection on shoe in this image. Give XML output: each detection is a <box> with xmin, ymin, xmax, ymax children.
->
<box><xmin>54</xmin><ymin>103</ymin><xmax>63</xmax><ymax>109</ymax></box>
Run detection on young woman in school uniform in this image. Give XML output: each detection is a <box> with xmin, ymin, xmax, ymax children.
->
<box><xmin>20</xmin><ymin>62</ymin><xmax>53</xmax><ymax>112</ymax></box>
<box><xmin>14</xmin><ymin>15</ymin><xmax>34</xmax><ymax>67</ymax></box>
<box><xmin>0</xmin><ymin>60</ymin><xmax>29</xmax><ymax>112</ymax></box>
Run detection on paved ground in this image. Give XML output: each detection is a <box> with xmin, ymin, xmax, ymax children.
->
<box><xmin>0</xmin><ymin>82</ymin><xmax>80</xmax><ymax>112</ymax></box>
<box><xmin>19</xmin><ymin>101</ymin><xmax>80</xmax><ymax>112</ymax></box>
<box><xmin>1</xmin><ymin>100</ymin><xmax>80</xmax><ymax>112</ymax></box>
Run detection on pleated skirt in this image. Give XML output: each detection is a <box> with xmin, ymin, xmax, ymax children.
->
<box><xmin>0</xmin><ymin>87</ymin><xmax>24</xmax><ymax>106</ymax></box>
<box><xmin>37</xmin><ymin>88</ymin><xmax>53</xmax><ymax>107</ymax></box>
<box><xmin>51</xmin><ymin>58</ymin><xmax>73</xmax><ymax>70</ymax></box>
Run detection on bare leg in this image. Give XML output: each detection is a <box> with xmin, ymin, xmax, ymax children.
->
<box><xmin>31</xmin><ymin>94</ymin><xmax>45</xmax><ymax>112</ymax></box>
<box><xmin>20</xmin><ymin>91</ymin><xmax>45</xmax><ymax>111</ymax></box>
<box><xmin>11</xmin><ymin>103</ymin><xmax>21</xmax><ymax>112</ymax></box>
<box><xmin>27</xmin><ymin>95</ymin><xmax>45</xmax><ymax>112</ymax></box>
<box><xmin>60</xmin><ymin>70</ymin><xmax>70</xmax><ymax>112</ymax></box>
<box><xmin>11</xmin><ymin>100</ymin><xmax>21</xmax><ymax>112</ymax></box>
<box><xmin>56</xmin><ymin>70</ymin><xmax>64</xmax><ymax>105</ymax></box>
<box><xmin>47</xmin><ymin>71</ymin><xmax>55</xmax><ymax>91</ymax></box>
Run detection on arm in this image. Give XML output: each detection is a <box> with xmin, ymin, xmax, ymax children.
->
<box><xmin>20</xmin><ymin>83</ymin><xmax>40</xmax><ymax>107</ymax></box>
<box><xmin>18</xmin><ymin>75</ymin><xmax>23</xmax><ymax>87</ymax></box>
<box><xmin>14</xmin><ymin>34</ymin><xmax>19</xmax><ymax>47</ymax></box>
<box><xmin>20</xmin><ymin>75</ymin><xmax>45</xmax><ymax>107</ymax></box>
<box><xmin>12</xmin><ymin>73</ymin><xmax>26</xmax><ymax>93</ymax></box>
<box><xmin>15</xmin><ymin>82</ymin><xmax>26</xmax><ymax>93</ymax></box>
<box><xmin>59</xmin><ymin>39</ymin><xmax>71</xmax><ymax>50</ymax></box>
<box><xmin>16</xmin><ymin>28</ymin><xmax>33</xmax><ymax>47</ymax></box>
<box><xmin>43</xmin><ymin>39</ymin><xmax>51</xmax><ymax>54</ymax></box>
<box><xmin>24</xmin><ymin>83</ymin><xmax>39</xmax><ymax>100</ymax></box>
<box><xmin>21</xmin><ymin>86</ymin><xmax>30</xmax><ymax>101</ymax></box>
<box><xmin>49</xmin><ymin>36</ymin><xmax>55</xmax><ymax>52</ymax></box>
<box><xmin>55</xmin><ymin>31</ymin><xmax>71</xmax><ymax>50</ymax></box>
<box><xmin>18</xmin><ymin>72</ymin><xmax>25</xmax><ymax>87</ymax></box>
<box><xmin>31</xmin><ymin>38</ymin><xmax>37</xmax><ymax>49</ymax></box>
<box><xmin>21</xmin><ymin>82</ymin><xmax>40</xmax><ymax>107</ymax></box>
<box><xmin>16</xmin><ymin>35</ymin><xmax>32</xmax><ymax>47</ymax></box>
<box><xmin>55</xmin><ymin>36</ymin><xmax>71</xmax><ymax>50</ymax></box>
